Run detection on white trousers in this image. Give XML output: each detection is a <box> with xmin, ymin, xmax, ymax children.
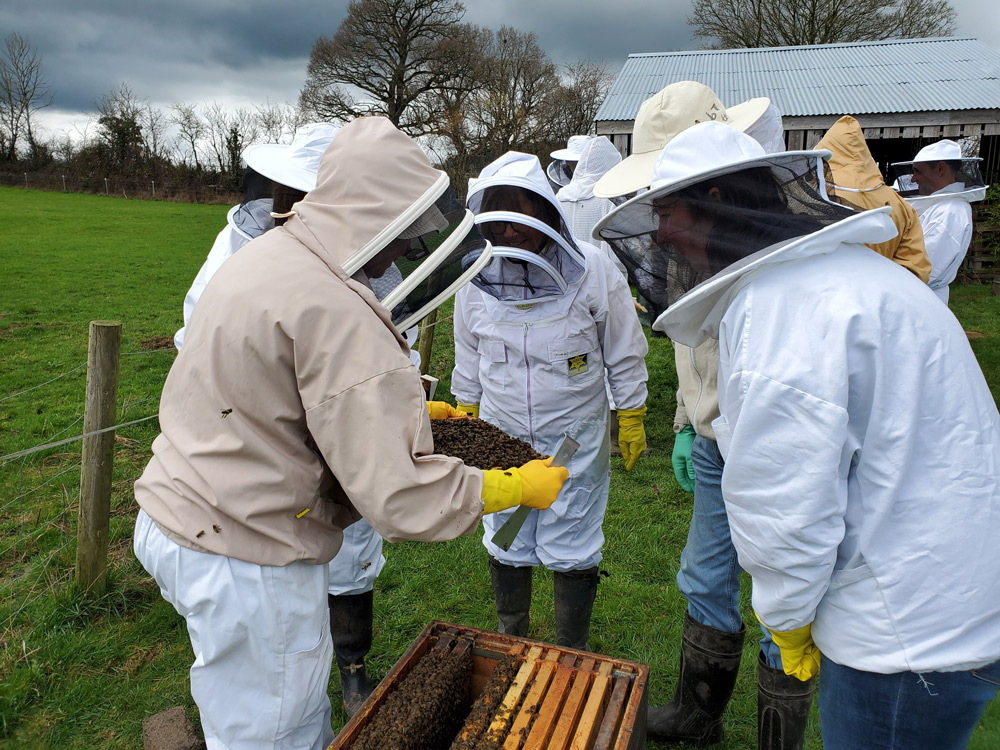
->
<box><xmin>134</xmin><ymin>510</ymin><xmax>334</xmax><ymax>750</ymax></box>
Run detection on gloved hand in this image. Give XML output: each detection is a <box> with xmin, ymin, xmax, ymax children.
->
<box><xmin>671</xmin><ymin>425</ymin><xmax>696</xmax><ymax>492</ymax></box>
<box><xmin>427</xmin><ymin>401</ymin><xmax>469</xmax><ymax>420</ymax></box>
<box><xmin>617</xmin><ymin>406</ymin><xmax>647</xmax><ymax>471</ymax></box>
<box><xmin>764</xmin><ymin>619</ymin><xmax>821</xmax><ymax>682</ymax></box>
<box><xmin>456</xmin><ymin>402</ymin><xmax>480</xmax><ymax>418</ymax></box>
<box><xmin>481</xmin><ymin>457</ymin><xmax>569</xmax><ymax>514</ymax></box>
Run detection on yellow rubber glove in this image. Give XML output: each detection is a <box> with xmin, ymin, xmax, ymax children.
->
<box><xmin>617</xmin><ymin>406</ymin><xmax>648</xmax><ymax>471</ymax></box>
<box><xmin>456</xmin><ymin>402</ymin><xmax>480</xmax><ymax>418</ymax></box>
<box><xmin>481</xmin><ymin>458</ymin><xmax>569</xmax><ymax>514</ymax></box>
<box><xmin>427</xmin><ymin>401</ymin><xmax>469</xmax><ymax>420</ymax></box>
<box><xmin>762</xmin><ymin>617</ymin><xmax>821</xmax><ymax>682</ymax></box>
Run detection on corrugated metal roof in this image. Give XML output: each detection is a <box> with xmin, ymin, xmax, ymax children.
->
<box><xmin>595</xmin><ymin>37</ymin><xmax>1000</xmax><ymax>122</ymax></box>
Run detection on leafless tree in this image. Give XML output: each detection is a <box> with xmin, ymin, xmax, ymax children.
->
<box><xmin>139</xmin><ymin>104</ymin><xmax>170</xmax><ymax>168</ymax></box>
<box><xmin>690</xmin><ymin>0</ymin><xmax>957</xmax><ymax>48</ymax></box>
<box><xmin>300</xmin><ymin>0</ymin><xmax>467</xmax><ymax>136</ymax></box>
<box><xmin>203</xmin><ymin>102</ymin><xmax>261</xmax><ymax>179</ymax></box>
<box><xmin>425</xmin><ymin>26</ymin><xmax>572</xmax><ymax>191</ymax></box>
<box><xmin>171</xmin><ymin>102</ymin><xmax>206</xmax><ymax>170</ymax></box>
<box><xmin>546</xmin><ymin>60</ymin><xmax>616</xmax><ymax>140</ymax></box>
<box><xmin>0</xmin><ymin>31</ymin><xmax>52</xmax><ymax>162</ymax></box>
<box><xmin>254</xmin><ymin>101</ymin><xmax>301</xmax><ymax>143</ymax></box>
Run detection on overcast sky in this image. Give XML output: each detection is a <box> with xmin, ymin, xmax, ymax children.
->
<box><xmin>5</xmin><ymin>0</ymin><xmax>998</xmax><ymax>143</ymax></box>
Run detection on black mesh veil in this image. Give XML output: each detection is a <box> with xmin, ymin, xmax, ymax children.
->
<box><xmin>596</xmin><ymin>153</ymin><xmax>856</xmax><ymax>319</ymax></box>
<box><xmin>227</xmin><ymin>167</ymin><xmax>277</xmax><ymax>238</ymax></box>
<box><xmin>241</xmin><ymin>167</ymin><xmax>273</xmax><ymax>203</ymax></box>
<box><xmin>546</xmin><ymin>160</ymin><xmax>574</xmax><ymax>190</ymax></box>
<box><xmin>377</xmin><ymin>187</ymin><xmax>491</xmax><ymax>332</ymax></box>
<box><xmin>471</xmin><ymin>212</ymin><xmax>586</xmax><ymax>302</ymax></box>
<box><xmin>891</xmin><ymin>159</ymin><xmax>986</xmax><ymax>197</ymax></box>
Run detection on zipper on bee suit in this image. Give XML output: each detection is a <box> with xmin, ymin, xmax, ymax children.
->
<box><xmin>523</xmin><ymin>323</ymin><xmax>535</xmax><ymax>446</ymax></box>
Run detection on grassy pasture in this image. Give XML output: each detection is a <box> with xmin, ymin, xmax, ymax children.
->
<box><xmin>0</xmin><ymin>185</ymin><xmax>997</xmax><ymax>748</ymax></box>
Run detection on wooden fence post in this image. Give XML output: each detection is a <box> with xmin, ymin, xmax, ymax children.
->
<box><xmin>76</xmin><ymin>321</ymin><xmax>121</xmax><ymax>595</ymax></box>
<box><xmin>417</xmin><ymin>310</ymin><xmax>437</xmax><ymax>376</ymax></box>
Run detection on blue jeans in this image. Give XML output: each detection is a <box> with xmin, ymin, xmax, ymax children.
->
<box><xmin>675</xmin><ymin>435</ymin><xmax>782</xmax><ymax>668</ymax></box>
<box><xmin>818</xmin><ymin>655</ymin><xmax>1000</xmax><ymax>750</ymax></box>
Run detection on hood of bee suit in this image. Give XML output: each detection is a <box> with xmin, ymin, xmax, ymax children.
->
<box><xmin>815</xmin><ymin>116</ymin><xmax>885</xmax><ymax>193</ymax></box>
<box><xmin>282</xmin><ymin>116</ymin><xmax>450</xmax><ymax>277</ymax></box>
<box><xmin>557</xmin><ymin>136</ymin><xmax>623</xmax><ymax>203</ymax></box>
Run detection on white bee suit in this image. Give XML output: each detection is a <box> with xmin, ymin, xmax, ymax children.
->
<box><xmin>656</xmin><ymin>208</ymin><xmax>1000</xmax><ymax>673</ymax></box>
<box><xmin>557</xmin><ymin>136</ymin><xmax>628</xmax><ymax>279</ymax></box>
<box><xmin>453</xmin><ymin>152</ymin><xmax>648</xmax><ymax>570</ymax></box>
<box><xmin>174</xmin><ymin>200</ymin><xmax>274</xmax><ymax>350</ymax></box>
<box><xmin>907</xmin><ymin>184</ymin><xmax>979</xmax><ymax>303</ymax></box>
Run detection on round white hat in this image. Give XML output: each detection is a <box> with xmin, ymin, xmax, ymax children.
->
<box><xmin>550</xmin><ymin>135</ymin><xmax>591</xmax><ymax>161</ymax></box>
<box><xmin>593</xmin><ymin>81</ymin><xmax>771</xmax><ymax>198</ymax></box>
<box><xmin>242</xmin><ymin>122</ymin><xmax>341</xmax><ymax>192</ymax></box>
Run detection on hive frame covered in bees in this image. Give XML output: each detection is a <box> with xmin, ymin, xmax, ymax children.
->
<box><xmin>329</xmin><ymin>620</ymin><xmax>649</xmax><ymax>750</ymax></box>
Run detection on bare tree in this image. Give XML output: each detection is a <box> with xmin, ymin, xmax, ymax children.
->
<box><xmin>139</xmin><ymin>104</ymin><xmax>169</xmax><ymax>170</ymax></box>
<box><xmin>300</xmin><ymin>0</ymin><xmax>467</xmax><ymax>136</ymax></box>
<box><xmin>690</xmin><ymin>0</ymin><xmax>957</xmax><ymax>48</ymax></box>
<box><xmin>425</xmin><ymin>26</ymin><xmax>567</xmax><ymax>191</ymax></box>
<box><xmin>0</xmin><ymin>31</ymin><xmax>52</xmax><ymax>162</ymax></box>
<box><xmin>171</xmin><ymin>102</ymin><xmax>206</xmax><ymax>170</ymax></box>
<box><xmin>254</xmin><ymin>101</ymin><xmax>300</xmax><ymax>143</ymax></box>
<box><xmin>546</xmin><ymin>60</ymin><xmax>616</xmax><ymax>140</ymax></box>
<box><xmin>203</xmin><ymin>102</ymin><xmax>261</xmax><ymax>180</ymax></box>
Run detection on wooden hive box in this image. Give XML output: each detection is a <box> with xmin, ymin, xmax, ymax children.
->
<box><xmin>328</xmin><ymin>620</ymin><xmax>649</xmax><ymax>750</ymax></box>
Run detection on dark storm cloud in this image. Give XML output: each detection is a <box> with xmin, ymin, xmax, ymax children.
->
<box><xmin>4</xmin><ymin>0</ymin><xmax>997</xmax><ymax>138</ymax></box>
<box><xmin>463</xmin><ymin>0</ymin><xmax>699</xmax><ymax>66</ymax></box>
<box><xmin>0</xmin><ymin>0</ymin><xmax>338</xmax><ymax>114</ymax></box>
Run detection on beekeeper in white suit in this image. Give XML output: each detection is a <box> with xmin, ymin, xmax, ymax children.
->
<box><xmin>546</xmin><ymin>134</ymin><xmax>590</xmax><ymax>190</ymax></box>
<box><xmin>451</xmin><ymin>151</ymin><xmax>648</xmax><ymax>651</ymax></box>
<box><xmin>170</xmin><ymin>121</ymin><xmax>403</xmax><ymax>718</ymax></box>
<box><xmin>891</xmin><ymin>139</ymin><xmax>987</xmax><ymax>303</ymax></box>
<box><xmin>599</xmin><ymin>120</ymin><xmax>1000</xmax><ymax>750</ymax></box>
<box><xmin>174</xmin><ymin>123</ymin><xmax>337</xmax><ymax>350</ymax></box>
<box><xmin>133</xmin><ymin>117</ymin><xmax>569</xmax><ymax>750</ymax></box>
<box><xmin>557</xmin><ymin>135</ymin><xmax>628</xmax><ymax>278</ymax></box>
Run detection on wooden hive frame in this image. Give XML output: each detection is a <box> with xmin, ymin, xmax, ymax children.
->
<box><xmin>329</xmin><ymin>620</ymin><xmax>648</xmax><ymax>750</ymax></box>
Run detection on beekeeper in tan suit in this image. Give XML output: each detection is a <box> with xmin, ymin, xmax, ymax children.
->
<box><xmin>132</xmin><ymin>116</ymin><xmax>568</xmax><ymax>750</ymax></box>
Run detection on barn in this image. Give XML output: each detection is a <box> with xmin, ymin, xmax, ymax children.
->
<box><xmin>594</xmin><ymin>36</ymin><xmax>1000</xmax><ymax>278</ymax></box>
<box><xmin>595</xmin><ymin>36</ymin><xmax>1000</xmax><ymax>180</ymax></box>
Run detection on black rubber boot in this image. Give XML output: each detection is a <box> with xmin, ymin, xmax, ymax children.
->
<box><xmin>488</xmin><ymin>556</ymin><xmax>532</xmax><ymax>636</ymax></box>
<box><xmin>758</xmin><ymin>650</ymin><xmax>815</xmax><ymax>750</ymax></box>
<box><xmin>553</xmin><ymin>567</ymin><xmax>600</xmax><ymax>650</ymax></box>
<box><xmin>328</xmin><ymin>591</ymin><xmax>374</xmax><ymax>718</ymax></box>
<box><xmin>647</xmin><ymin>612</ymin><xmax>746</xmax><ymax>746</ymax></box>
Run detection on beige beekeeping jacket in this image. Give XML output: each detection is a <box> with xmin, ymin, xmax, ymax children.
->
<box><xmin>135</xmin><ymin>118</ymin><xmax>484</xmax><ymax>567</ymax></box>
<box><xmin>816</xmin><ymin>116</ymin><xmax>931</xmax><ymax>283</ymax></box>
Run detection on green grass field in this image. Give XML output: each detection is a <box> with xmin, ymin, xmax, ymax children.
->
<box><xmin>1</xmin><ymin>185</ymin><xmax>997</xmax><ymax>749</ymax></box>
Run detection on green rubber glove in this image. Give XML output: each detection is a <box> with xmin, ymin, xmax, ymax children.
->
<box><xmin>617</xmin><ymin>406</ymin><xmax>647</xmax><ymax>471</ymax></box>
<box><xmin>427</xmin><ymin>401</ymin><xmax>469</xmax><ymax>420</ymax></box>
<box><xmin>765</xmin><ymin>619</ymin><xmax>821</xmax><ymax>682</ymax></box>
<box><xmin>671</xmin><ymin>425</ymin><xmax>696</xmax><ymax>492</ymax></box>
<box><xmin>481</xmin><ymin>457</ymin><xmax>569</xmax><ymax>514</ymax></box>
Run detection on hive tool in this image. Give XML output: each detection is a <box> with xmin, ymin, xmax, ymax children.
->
<box><xmin>489</xmin><ymin>433</ymin><xmax>579</xmax><ymax>552</ymax></box>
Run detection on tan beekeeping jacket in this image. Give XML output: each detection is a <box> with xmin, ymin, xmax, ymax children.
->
<box><xmin>816</xmin><ymin>116</ymin><xmax>931</xmax><ymax>283</ymax></box>
<box><xmin>135</xmin><ymin>118</ymin><xmax>484</xmax><ymax>566</ymax></box>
